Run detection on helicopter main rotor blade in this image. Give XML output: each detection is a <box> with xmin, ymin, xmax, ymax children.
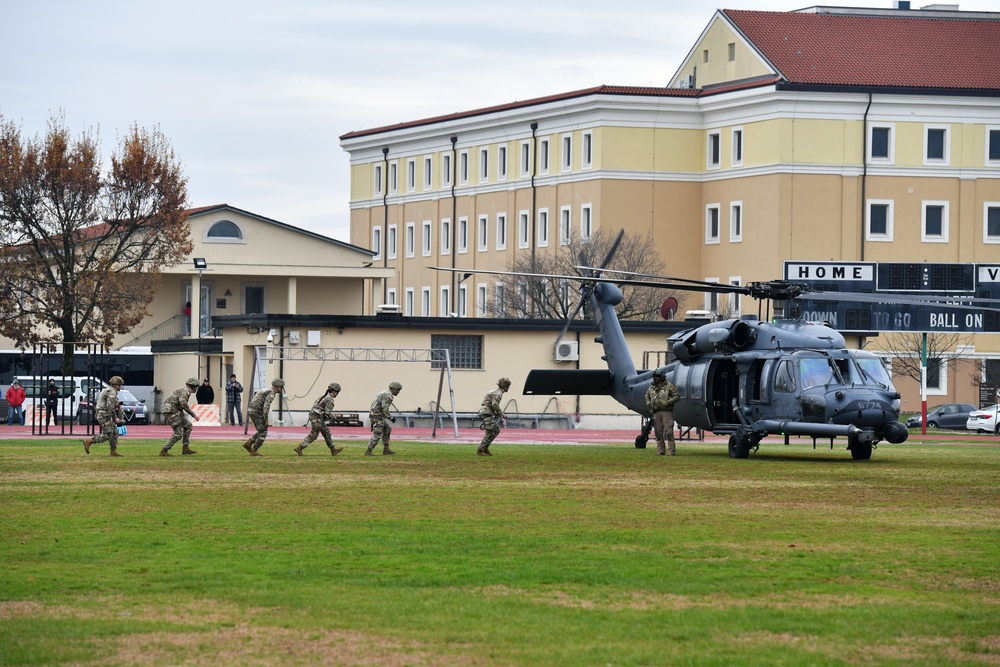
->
<box><xmin>556</xmin><ymin>229</ymin><xmax>626</xmax><ymax>343</ymax></box>
<box><xmin>575</xmin><ymin>266</ymin><xmax>732</xmax><ymax>290</ymax></box>
<box><xmin>798</xmin><ymin>290</ymin><xmax>1000</xmax><ymax>312</ymax></box>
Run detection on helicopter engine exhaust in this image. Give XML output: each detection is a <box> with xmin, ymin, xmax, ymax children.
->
<box><xmin>674</xmin><ymin>318</ymin><xmax>757</xmax><ymax>361</ymax></box>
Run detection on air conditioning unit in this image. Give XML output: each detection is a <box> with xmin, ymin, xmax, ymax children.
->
<box><xmin>554</xmin><ymin>340</ymin><xmax>579</xmax><ymax>362</ymax></box>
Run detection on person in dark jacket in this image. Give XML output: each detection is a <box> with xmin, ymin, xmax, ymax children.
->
<box><xmin>44</xmin><ymin>378</ymin><xmax>60</xmax><ymax>425</ymax></box>
<box><xmin>195</xmin><ymin>378</ymin><xmax>215</xmax><ymax>405</ymax></box>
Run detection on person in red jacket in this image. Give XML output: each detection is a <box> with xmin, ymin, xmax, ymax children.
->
<box><xmin>6</xmin><ymin>380</ymin><xmax>26</xmax><ymax>426</ymax></box>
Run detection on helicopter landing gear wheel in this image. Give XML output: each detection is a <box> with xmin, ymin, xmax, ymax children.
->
<box><xmin>848</xmin><ymin>435</ymin><xmax>873</xmax><ymax>460</ymax></box>
<box><xmin>728</xmin><ymin>434</ymin><xmax>752</xmax><ymax>459</ymax></box>
<box><xmin>634</xmin><ymin>433</ymin><xmax>649</xmax><ymax>449</ymax></box>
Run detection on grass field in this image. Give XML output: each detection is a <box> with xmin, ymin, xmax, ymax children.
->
<box><xmin>1</xmin><ymin>436</ymin><xmax>999</xmax><ymax>666</ymax></box>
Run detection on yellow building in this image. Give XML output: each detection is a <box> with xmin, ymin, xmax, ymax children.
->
<box><xmin>340</xmin><ymin>5</ymin><xmax>1000</xmax><ymax>412</ymax></box>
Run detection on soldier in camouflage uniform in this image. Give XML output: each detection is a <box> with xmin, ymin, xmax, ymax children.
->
<box><xmin>243</xmin><ymin>378</ymin><xmax>285</xmax><ymax>456</ymax></box>
<box><xmin>83</xmin><ymin>376</ymin><xmax>126</xmax><ymax>457</ymax></box>
<box><xmin>477</xmin><ymin>377</ymin><xmax>511</xmax><ymax>456</ymax></box>
<box><xmin>294</xmin><ymin>382</ymin><xmax>345</xmax><ymax>456</ymax></box>
<box><xmin>365</xmin><ymin>381</ymin><xmax>401</xmax><ymax>456</ymax></box>
<box><xmin>159</xmin><ymin>377</ymin><xmax>201</xmax><ymax>456</ymax></box>
<box><xmin>644</xmin><ymin>369</ymin><xmax>681</xmax><ymax>456</ymax></box>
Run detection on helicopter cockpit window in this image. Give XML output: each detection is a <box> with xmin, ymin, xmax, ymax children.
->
<box><xmin>799</xmin><ymin>357</ymin><xmax>837</xmax><ymax>389</ymax></box>
<box><xmin>774</xmin><ymin>360</ymin><xmax>796</xmax><ymax>393</ymax></box>
<box><xmin>854</xmin><ymin>354</ymin><xmax>894</xmax><ymax>389</ymax></box>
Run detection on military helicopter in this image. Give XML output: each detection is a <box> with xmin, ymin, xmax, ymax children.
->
<box><xmin>435</xmin><ymin>244</ymin><xmax>999</xmax><ymax>460</ymax></box>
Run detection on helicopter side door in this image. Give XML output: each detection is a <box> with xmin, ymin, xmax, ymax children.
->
<box><xmin>771</xmin><ymin>358</ymin><xmax>802</xmax><ymax>420</ymax></box>
<box><xmin>707</xmin><ymin>359</ymin><xmax>740</xmax><ymax>429</ymax></box>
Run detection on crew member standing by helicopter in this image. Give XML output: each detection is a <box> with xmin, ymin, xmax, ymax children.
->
<box><xmin>477</xmin><ymin>377</ymin><xmax>510</xmax><ymax>456</ymax></box>
<box><xmin>645</xmin><ymin>370</ymin><xmax>680</xmax><ymax>456</ymax></box>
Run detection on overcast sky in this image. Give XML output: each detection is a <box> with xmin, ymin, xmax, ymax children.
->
<box><xmin>2</xmin><ymin>0</ymin><xmax>995</xmax><ymax>241</ymax></box>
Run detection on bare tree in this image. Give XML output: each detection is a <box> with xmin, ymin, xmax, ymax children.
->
<box><xmin>883</xmin><ymin>331</ymin><xmax>974</xmax><ymax>385</ymax></box>
<box><xmin>0</xmin><ymin>112</ymin><xmax>192</xmax><ymax>373</ymax></box>
<box><xmin>496</xmin><ymin>229</ymin><xmax>678</xmax><ymax>321</ymax></box>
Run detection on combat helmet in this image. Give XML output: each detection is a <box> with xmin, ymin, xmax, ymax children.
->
<box><xmin>328</xmin><ymin>382</ymin><xmax>342</xmax><ymax>393</ymax></box>
<box><xmin>185</xmin><ymin>377</ymin><xmax>200</xmax><ymax>387</ymax></box>
<box><xmin>497</xmin><ymin>377</ymin><xmax>511</xmax><ymax>390</ymax></box>
<box><xmin>388</xmin><ymin>381</ymin><xmax>402</xmax><ymax>391</ymax></box>
<box><xmin>272</xmin><ymin>378</ymin><xmax>285</xmax><ymax>388</ymax></box>
<box><xmin>109</xmin><ymin>376</ymin><xmax>125</xmax><ymax>387</ymax></box>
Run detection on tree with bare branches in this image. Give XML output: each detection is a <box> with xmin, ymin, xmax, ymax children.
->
<box><xmin>495</xmin><ymin>229</ymin><xmax>678</xmax><ymax>321</ymax></box>
<box><xmin>882</xmin><ymin>331</ymin><xmax>974</xmax><ymax>386</ymax></box>
<box><xmin>0</xmin><ymin>113</ymin><xmax>192</xmax><ymax>374</ymax></box>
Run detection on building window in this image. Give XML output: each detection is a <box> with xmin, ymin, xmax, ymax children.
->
<box><xmin>387</xmin><ymin>224</ymin><xmax>398</xmax><ymax>259</ymax></box>
<box><xmin>728</xmin><ymin>42</ymin><xmax>736</xmax><ymax>61</ymax></box>
<box><xmin>921</xmin><ymin>201</ymin><xmax>949</xmax><ymax>243</ymax></box>
<box><xmin>729</xmin><ymin>277</ymin><xmax>742</xmax><ymax>316</ymax></box>
<box><xmin>562</xmin><ymin>134</ymin><xmax>572</xmax><ymax>171</ymax></box>
<box><xmin>539</xmin><ymin>138</ymin><xmax>550</xmax><ymax>174</ymax></box>
<box><xmin>477</xmin><ymin>215</ymin><xmax>488</xmax><ymax>252</ymax></box>
<box><xmin>423</xmin><ymin>156</ymin><xmax>432</xmax><ymax>190</ymax></box>
<box><xmin>404</xmin><ymin>222</ymin><xmax>415</xmax><ymax>258</ymax></box>
<box><xmin>498</xmin><ymin>145</ymin><xmax>507</xmax><ymax>180</ymax></box>
<box><xmin>372</xmin><ymin>226</ymin><xmax>382</xmax><ymax>260</ymax></box>
<box><xmin>422</xmin><ymin>221</ymin><xmax>432</xmax><ymax>256</ymax></box>
<box><xmin>495</xmin><ymin>283</ymin><xmax>506</xmax><ymax>317</ymax></box>
<box><xmin>431</xmin><ymin>334</ymin><xmax>483</xmax><ymax>369</ymax></box>
<box><xmin>442</xmin><ymin>153</ymin><xmax>452</xmax><ymax>186</ymax></box>
<box><xmin>404</xmin><ymin>288</ymin><xmax>414</xmax><ymax>317</ymax></box>
<box><xmin>457</xmin><ymin>217</ymin><xmax>468</xmax><ymax>253</ymax></box>
<box><xmin>924</xmin><ymin>126</ymin><xmax>949</xmax><ymax>165</ymax></box>
<box><xmin>705</xmin><ymin>205</ymin><xmax>720</xmax><ymax>244</ymax></box>
<box><xmin>707</xmin><ymin>130</ymin><xmax>721</xmax><ymax>169</ymax></box>
<box><xmin>496</xmin><ymin>213</ymin><xmax>507</xmax><ymax>250</ymax></box>
<box><xmin>866</xmin><ymin>200</ymin><xmax>894</xmax><ymax>241</ymax></box>
<box><xmin>459</xmin><ymin>150</ymin><xmax>469</xmax><ymax>185</ymax></box>
<box><xmin>560</xmin><ymin>207</ymin><xmax>571</xmax><ymax>245</ymax></box>
<box><xmin>869</xmin><ymin>125</ymin><xmax>894</xmax><ymax>162</ymax></box>
<box><xmin>406</xmin><ymin>158</ymin><xmax>416</xmax><ymax>192</ymax></box>
<box><xmin>581</xmin><ymin>204</ymin><xmax>592</xmax><ymax>240</ymax></box>
<box><xmin>458</xmin><ymin>285</ymin><xmax>468</xmax><ymax>318</ymax></box>
<box><xmin>440</xmin><ymin>286</ymin><xmax>450</xmax><ymax>317</ymax></box>
<box><xmin>926</xmin><ymin>357</ymin><xmax>947</xmax><ymax>395</ymax></box>
<box><xmin>476</xmin><ymin>283</ymin><xmax>488</xmax><ymax>317</ymax></box>
<box><xmin>582</xmin><ymin>131</ymin><xmax>593</xmax><ymax>169</ymax></box>
<box><xmin>373</xmin><ymin>164</ymin><xmax>383</xmax><ymax>196</ymax></box>
<box><xmin>479</xmin><ymin>147</ymin><xmax>489</xmax><ymax>182</ymax></box>
<box><xmin>731</xmin><ymin>127</ymin><xmax>743</xmax><ymax>166</ymax></box>
<box><xmin>538</xmin><ymin>209</ymin><xmax>549</xmax><ymax>247</ymax></box>
<box><xmin>703</xmin><ymin>49</ymin><xmax>709</xmax><ymax>63</ymax></box>
<box><xmin>518</xmin><ymin>211</ymin><xmax>530</xmax><ymax>248</ymax></box>
<box><xmin>421</xmin><ymin>287</ymin><xmax>431</xmax><ymax>316</ymax></box>
<box><xmin>987</xmin><ymin>128</ymin><xmax>1000</xmax><ymax>164</ymax></box>
<box><xmin>730</xmin><ymin>202</ymin><xmax>742</xmax><ymax>242</ymax></box>
<box><xmin>441</xmin><ymin>219</ymin><xmax>451</xmax><ymax>255</ymax></box>
<box><xmin>389</xmin><ymin>162</ymin><xmax>398</xmax><ymax>194</ymax></box>
<box><xmin>386</xmin><ymin>288</ymin><xmax>396</xmax><ymax>306</ymax></box>
<box><xmin>984</xmin><ymin>203</ymin><xmax>1000</xmax><ymax>243</ymax></box>
<box><xmin>206</xmin><ymin>220</ymin><xmax>243</xmax><ymax>240</ymax></box>
<box><xmin>704</xmin><ymin>277</ymin><xmax>720</xmax><ymax>313</ymax></box>
<box><xmin>520</xmin><ymin>141</ymin><xmax>531</xmax><ymax>177</ymax></box>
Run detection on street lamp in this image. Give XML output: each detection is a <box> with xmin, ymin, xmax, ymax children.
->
<box><xmin>193</xmin><ymin>258</ymin><xmax>207</xmax><ymax>270</ymax></box>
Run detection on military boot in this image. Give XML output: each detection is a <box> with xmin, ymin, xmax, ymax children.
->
<box><xmin>159</xmin><ymin>448</ymin><xmax>172</xmax><ymax>457</ymax></box>
<box><xmin>294</xmin><ymin>444</ymin><xmax>305</xmax><ymax>456</ymax></box>
<box><xmin>248</xmin><ymin>447</ymin><xmax>262</xmax><ymax>457</ymax></box>
<box><xmin>477</xmin><ymin>448</ymin><xmax>491</xmax><ymax>457</ymax></box>
<box><xmin>182</xmin><ymin>445</ymin><xmax>197</xmax><ymax>455</ymax></box>
<box><xmin>83</xmin><ymin>439</ymin><xmax>93</xmax><ymax>454</ymax></box>
<box><xmin>667</xmin><ymin>443</ymin><xmax>676</xmax><ymax>456</ymax></box>
<box><xmin>242</xmin><ymin>439</ymin><xmax>254</xmax><ymax>453</ymax></box>
<box><xmin>364</xmin><ymin>445</ymin><xmax>375</xmax><ymax>456</ymax></box>
<box><xmin>110</xmin><ymin>449</ymin><xmax>124</xmax><ymax>457</ymax></box>
<box><xmin>382</xmin><ymin>445</ymin><xmax>395</xmax><ymax>455</ymax></box>
<box><xmin>329</xmin><ymin>445</ymin><xmax>344</xmax><ymax>456</ymax></box>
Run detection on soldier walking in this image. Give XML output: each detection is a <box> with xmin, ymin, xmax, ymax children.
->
<box><xmin>243</xmin><ymin>378</ymin><xmax>285</xmax><ymax>456</ymax></box>
<box><xmin>159</xmin><ymin>377</ymin><xmax>201</xmax><ymax>456</ymax></box>
<box><xmin>83</xmin><ymin>376</ymin><xmax>126</xmax><ymax>457</ymax></box>
<box><xmin>477</xmin><ymin>377</ymin><xmax>510</xmax><ymax>456</ymax></box>
<box><xmin>645</xmin><ymin>369</ymin><xmax>681</xmax><ymax>456</ymax></box>
<box><xmin>295</xmin><ymin>382</ymin><xmax>345</xmax><ymax>456</ymax></box>
<box><xmin>365</xmin><ymin>381</ymin><xmax>401</xmax><ymax>456</ymax></box>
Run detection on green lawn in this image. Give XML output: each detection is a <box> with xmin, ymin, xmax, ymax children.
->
<box><xmin>1</xmin><ymin>437</ymin><xmax>998</xmax><ymax>666</ymax></box>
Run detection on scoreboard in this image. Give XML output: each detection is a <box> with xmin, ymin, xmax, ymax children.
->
<box><xmin>783</xmin><ymin>262</ymin><xmax>1000</xmax><ymax>334</ymax></box>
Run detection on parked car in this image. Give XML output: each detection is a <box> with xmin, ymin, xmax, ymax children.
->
<box><xmin>905</xmin><ymin>403</ymin><xmax>976</xmax><ymax>429</ymax></box>
<box><xmin>966</xmin><ymin>405</ymin><xmax>1000</xmax><ymax>434</ymax></box>
<box><xmin>78</xmin><ymin>389</ymin><xmax>149</xmax><ymax>425</ymax></box>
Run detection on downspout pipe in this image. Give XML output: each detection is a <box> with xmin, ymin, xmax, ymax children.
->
<box><xmin>530</xmin><ymin>122</ymin><xmax>538</xmax><ymax>316</ymax></box>
<box><xmin>382</xmin><ymin>146</ymin><xmax>389</xmax><ymax>306</ymax></box>
<box><xmin>450</xmin><ymin>135</ymin><xmax>458</xmax><ymax>316</ymax></box>
<box><xmin>860</xmin><ymin>93</ymin><xmax>872</xmax><ymax>263</ymax></box>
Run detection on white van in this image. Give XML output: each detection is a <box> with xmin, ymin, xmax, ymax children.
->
<box><xmin>16</xmin><ymin>375</ymin><xmax>108</xmax><ymax>425</ymax></box>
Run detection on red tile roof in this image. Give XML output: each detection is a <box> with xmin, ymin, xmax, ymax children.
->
<box><xmin>724</xmin><ymin>9</ymin><xmax>1000</xmax><ymax>91</ymax></box>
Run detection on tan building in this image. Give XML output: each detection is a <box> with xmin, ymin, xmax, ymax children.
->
<box><xmin>339</xmin><ymin>5</ymin><xmax>1000</xmax><ymax>412</ymax></box>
